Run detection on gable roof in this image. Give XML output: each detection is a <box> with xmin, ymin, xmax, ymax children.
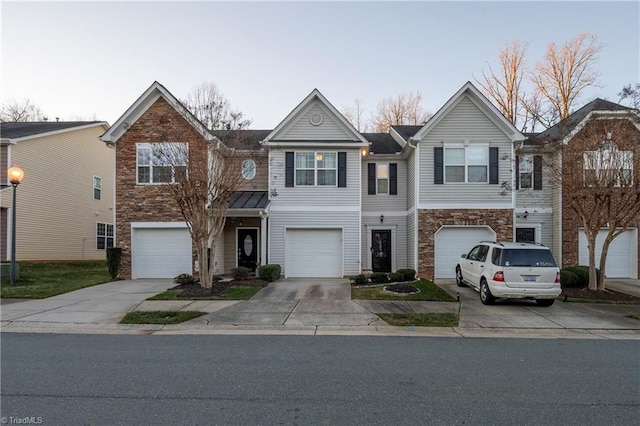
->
<box><xmin>1</xmin><ymin>121</ymin><xmax>108</xmax><ymax>143</ymax></box>
<box><xmin>212</xmin><ymin>129</ymin><xmax>271</xmax><ymax>150</ymax></box>
<box><xmin>262</xmin><ymin>89</ymin><xmax>369</xmax><ymax>146</ymax></box>
<box><xmin>409</xmin><ymin>81</ymin><xmax>525</xmax><ymax>143</ymax></box>
<box><xmin>391</xmin><ymin>125</ymin><xmax>422</xmax><ymax>141</ymax></box>
<box><xmin>100</xmin><ymin>81</ymin><xmax>214</xmax><ymax>144</ymax></box>
<box><xmin>361</xmin><ymin>133</ymin><xmax>402</xmax><ymax>154</ymax></box>
<box><xmin>529</xmin><ymin>98</ymin><xmax>635</xmax><ymax>144</ymax></box>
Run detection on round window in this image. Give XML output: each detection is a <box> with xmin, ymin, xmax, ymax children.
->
<box><xmin>309</xmin><ymin>113</ymin><xmax>323</xmax><ymax>126</ymax></box>
<box><xmin>242</xmin><ymin>160</ymin><xmax>256</xmax><ymax>180</ymax></box>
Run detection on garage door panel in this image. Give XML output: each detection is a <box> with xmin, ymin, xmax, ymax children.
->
<box><xmin>133</xmin><ymin>228</ymin><xmax>192</xmax><ymax>279</ymax></box>
<box><xmin>286</xmin><ymin>229</ymin><xmax>342</xmax><ymax>278</ymax></box>
<box><xmin>579</xmin><ymin>229</ymin><xmax>635</xmax><ymax>278</ymax></box>
<box><xmin>435</xmin><ymin>227</ymin><xmax>495</xmax><ymax>279</ymax></box>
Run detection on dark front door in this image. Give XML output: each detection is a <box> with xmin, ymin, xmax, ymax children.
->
<box><xmin>516</xmin><ymin>227</ymin><xmax>536</xmax><ymax>243</ymax></box>
<box><xmin>237</xmin><ymin>228</ymin><xmax>258</xmax><ymax>272</ymax></box>
<box><xmin>371</xmin><ymin>230</ymin><xmax>392</xmax><ymax>273</ymax></box>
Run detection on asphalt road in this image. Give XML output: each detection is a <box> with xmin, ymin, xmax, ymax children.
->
<box><xmin>1</xmin><ymin>334</ymin><xmax>638</xmax><ymax>425</ymax></box>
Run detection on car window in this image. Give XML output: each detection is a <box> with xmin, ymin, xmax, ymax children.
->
<box><xmin>477</xmin><ymin>245</ymin><xmax>489</xmax><ymax>262</ymax></box>
<box><xmin>467</xmin><ymin>245</ymin><xmax>482</xmax><ymax>260</ymax></box>
<box><xmin>500</xmin><ymin>249</ymin><xmax>557</xmax><ymax>267</ymax></box>
<box><xmin>491</xmin><ymin>248</ymin><xmax>502</xmax><ymax>265</ymax></box>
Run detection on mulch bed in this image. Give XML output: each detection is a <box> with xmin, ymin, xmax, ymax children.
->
<box><xmin>384</xmin><ymin>283</ymin><xmax>420</xmax><ymax>294</ymax></box>
<box><xmin>561</xmin><ymin>287</ymin><xmax>640</xmax><ymax>304</ymax></box>
<box><xmin>170</xmin><ymin>278</ymin><xmax>269</xmax><ymax>298</ymax></box>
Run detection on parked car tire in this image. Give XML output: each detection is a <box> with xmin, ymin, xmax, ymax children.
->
<box><xmin>455</xmin><ymin>267</ymin><xmax>466</xmax><ymax>287</ymax></box>
<box><xmin>480</xmin><ymin>279</ymin><xmax>495</xmax><ymax>305</ymax></box>
<box><xmin>536</xmin><ymin>298</ymin><xmax>555</xmax><ymax>307</ymax></box>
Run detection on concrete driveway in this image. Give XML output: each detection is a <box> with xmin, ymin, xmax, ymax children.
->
<box><xmin>194</xmin><ymin>279</ymin><xmax>380</xmax><ymax>327</ymax></box>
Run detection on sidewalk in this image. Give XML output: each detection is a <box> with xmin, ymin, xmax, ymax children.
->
<box><xmin>1</xmin><ymin>278</ymin><xmax>639</xmax><ymax>339</ymax></box>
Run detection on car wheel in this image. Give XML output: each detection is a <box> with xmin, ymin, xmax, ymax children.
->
<box><xmin>536</xmin><ymin>298</ymin><xmax>555</xmax><ymax>307</ymax></box>
<box><xmin>480</xmin><ymin>279</ymin><xmax>495</xmax><ymax>305</ymax></box>
<box><xmin>456</xmin><ymin>267</ymin><xmax>466</xmax><ymax>287</ymax></box>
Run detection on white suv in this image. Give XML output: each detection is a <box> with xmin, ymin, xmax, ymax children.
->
<box><xmin>455</xmin><ymin>241</ymin><xmax>561</xmax><ymax>306</ymax></box>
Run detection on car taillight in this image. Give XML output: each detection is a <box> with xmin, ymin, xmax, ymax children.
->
<box><xmin>493</xmin><ymin>271</ymin><xmax>505</xmax><ymax>282</ymax></box>
<box><xmin>555</xmin><ymin>271</ymin><xmax>560</xmax><ymax>283</ymax></box>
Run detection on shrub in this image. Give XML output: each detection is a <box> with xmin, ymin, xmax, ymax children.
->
<box><xmin>396</xmin><ymin>268</ymin><xmax>416</xmax><ymax>282</ymax></box>
<box><xmin>106</xmin><ymin>247</ymin><xmax>122</xmax><ymax>280</ymax></box>
<box><xmin>173</xmin><ymin>273</ymin><xmax>197</xmax><ymax>285</ymax></box>
<box><xmin>351</xmin><ymin>274</ymin><xmax>368</xmax><ymax>285</ymax></box>
<box><xmin>562</xmin><ymin>265</ymin><xmax>600</xmax><ymax>288</ymax></box>
<box><xmin>370</xmin><ymin>272</ymin><xmax>389</xmax><ymax>284</ymax></box>
<box><xmin>231</xmin><ymin>266</ymin><xmax>251</xmax><ymax>280</ymax></box>
<box><xmin>560</xmin><ymin>269</ymin><xmax>580</xmax><ymax>288</ymax></box>
<box><xmin>388</xmin><ymin>272</ymin><xmax>404</xmax><ymax>282</ymax></box>
<box><xmin>258</xmin><ymin>264</ymin><xmax>281</xmax><ymax>282</ymax></box>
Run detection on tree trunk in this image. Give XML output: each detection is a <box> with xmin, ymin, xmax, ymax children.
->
<box><xmin>586</xmin><ymin>235</ymin><xmax>598</xmax><ymax>290</ymax></box>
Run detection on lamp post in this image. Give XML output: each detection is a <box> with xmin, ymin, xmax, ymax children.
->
<box><xmin>8</xmin><ymin>166</ymin><xmax>24</xmax><ymax>287</ymax></box>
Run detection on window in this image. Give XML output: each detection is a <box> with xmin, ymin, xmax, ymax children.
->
<box><xmin>93</xmin><ymin>176</ymin><xmax>102</xmax><ymax>200</ymax></box>
<box><xmin>467</xmin><ymin>245</ymin><xmax>489</xmax><ymax>262</ymax></box>
<box><xmin>445</xmin><ymin>147</ymin><xmax>488</xmax><ymax>183</ymax></box>
<box><xmin>295</xmin><ymin>152</ymin><xmax>337</xmax><ymax>186</ymax></box>
<box><xmin>136</xmin><ymin>143</ymin><xmax>187</xmax><ymax>184</ymax></box>
<box><xmin>97</xmin><ymin>223</ymin><xmax>114</xmax><ymax>250</ymax></box>
<box><xmin>377</xmin><ymin>164</ymin><xmax>389</xmax><ymax>194</ymax></box>
<box><xmin>242</xmin><ymin>159</ymin><xmax>256</xmax><ymax>180</ymax></box>
<box><xmin>584</xmin><ymin>142</ymin><xmax>633</xmax><ymax>187</ymax></box>
<box><xmin>518</xmin><ymin>155</ymin><xmax>533</xmax><ymax>189</ymax></box>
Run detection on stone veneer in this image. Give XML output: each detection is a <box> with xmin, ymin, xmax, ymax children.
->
<box><xmin>115</xmin><ymin>97</ymin><xmax>206</xmax><ymax>279</ymax></box>
<box><xmin>417</xmin><ymin>209</ymin><xmax>513</xmax><ymax>280</ymax></box>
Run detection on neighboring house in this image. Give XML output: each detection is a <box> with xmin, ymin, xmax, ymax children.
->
<box><xmin>523</xmin><ymin>100</ymin><xmax>639</xmax><ymax>279</ymax></box>
<box><xmin>101</xmin><ymin>81</ymin><xmax>639</xmax><ymax>280</ymax></box>
<box><xmin>0</xmin><ymin>121</ymin><xmax>113</xmax><ymax>262</ymax></box>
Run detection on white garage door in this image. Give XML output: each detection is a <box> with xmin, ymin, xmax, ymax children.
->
<box><xmin>285</xmin><ymin>229</ymin><xmax>342</xmax><ymax>278</ymax></box>
<box><xmin>579</xmin><ymin>229</ymin><xmax>637</xmax><ymax>278</ymax></box>
<box><xmin>132</xmin><ymin>227</ymin><xmax>192</xmax><ymax>279</ymax></box>
<box><xmin>435</xmin><ymin>227</ymin><xmax>495</xmax><ymax>279</ymax></box>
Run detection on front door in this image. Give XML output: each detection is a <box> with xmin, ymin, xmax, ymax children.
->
<box><xmin>237</xmin><ymin>228</ymin><xmax>258</xmax><ymax>272</ymax></box>
<box><xmin>371</xmin><ymin>230</ymin><xmax>391</xmax><ymax>273</ymax></box>
<box><xmin>516</xmin><ymin>227</ymin><xmax>536</xmax><ymax>243</ymax></box>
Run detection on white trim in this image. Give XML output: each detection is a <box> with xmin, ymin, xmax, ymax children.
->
<box><xmin>515</xmin><ymin>207</ymin><xmax>553</xmax><ymax>214</ymax></box>
<box><xmin>130</xmin><ymin>222</ymin><xmax>188</xmax><ymax>229</ymax></box>
<box><xmin>358</xmin><ymin>148</ymin><xmax>362</xmax><ymax>273</ymax></box>
<box><xmin>262</xmin><ymin>141</ymin><xmax>368</xmax><ymax>148</ymax></box>
<box><xmin>269</xmin><ymin>205</ymin><xmax>360</xmax><ymax>212</ymax></box>
<box><xmin>362</xmin><ymin>210</ymin><xmax>411</xmax><ymax>217</ymax></box>
<box><xmin>365</xmin><ymin>226</ymin><xmax>397</xmax><ymax>272</ymax></box>
<box><xmin>236</xmin><ymin>227</ymin><xmax>260</xmax><ymax>269</ymax></box>
<box><xmin>4</xmin><ymin>122</ymin><xmax>109</xmax><ymax>144</ymax></box>
<box><xmin>413</xmin><ymin>144</ymin><xmax>420</xmax><ymax>271</ymax></box>
<box><xmin>93</xmin><ymin>175</ymin><xmax>102</xmax><ymax>200</ymax></box>
<box><xmin>561</xmin><ymin>111</ymin><xmax>640</xmax><ymax>145</ymax></box>
<box><xmin>417</xmin><ymin>203</ymin><xmax>514</xmax><ymax>210</ymax></box>
<box><xmin>389</xmin><ymin>126</ymin><xmax>407</xmax><ymax>147</ymax></box>
<box><xmin>515</xmin><ymin>223</ymin><xmax>542</xmax><ymax>243</ymax></box>
<box><xmin>260</xmin><ymin>215</ymin><xmax>268</xmax><ymax>266</ymax></box>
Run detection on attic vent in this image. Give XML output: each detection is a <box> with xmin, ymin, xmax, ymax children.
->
<box><xmin>309</xmin><ymin>113</ymin><xmax>323</xmax><ymax>126</ymax></box>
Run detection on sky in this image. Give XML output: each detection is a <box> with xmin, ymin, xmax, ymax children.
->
<box><xmin>1</xmin><ymin>1</ymin><xmax>639</xmax><ymax>129</ymax></box>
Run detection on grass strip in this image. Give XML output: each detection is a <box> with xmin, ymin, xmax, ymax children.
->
<box><xmin>352</xmin><ymin>279</ymin><xmax>456</xmax><ymax>302</ymax></box>
<box><xmin>148</xmin><ymin>286</ymin><xmax>262</xmax><ymax>301</ymax></box>
<box><xmin>120</xmin><ymin>311</ymin><xmax>206</xmax><ymax>325</ymax></box>
<box><xmin>378</xmin><ymin>312</ymin><xmax>458</xmax><ymax>327</ymax></box>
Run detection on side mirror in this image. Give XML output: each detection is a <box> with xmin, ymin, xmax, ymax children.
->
<box><xmin>461</xmin><ymin>253</ymin><xmax>467</xmax><ymax>259</ymax></box>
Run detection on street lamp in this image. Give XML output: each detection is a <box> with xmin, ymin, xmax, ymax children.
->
<box><xmin>8</xmin><ymin>166</ymin><xmax>24</xmax><ymax>287</ymax></box>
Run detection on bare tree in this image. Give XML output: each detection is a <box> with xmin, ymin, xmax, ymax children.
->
<box><xmin>341</xmin><ymin>98</ymin><xmax>367</xmax><ymax>132</ymax></box>
<box><xmin>154</xmin><ymin>83</ymin><xmax>255</xmax><ymax>289</ymax></box>
<box><xmin>531</xmin><ymin>33</ymin><xmax>602</xmax><ymax>122</ymax></box>
<box><xmin>0</xmin><ymin>98</ymin><xmax>45</xmax><ymax>122</ymax></box>
<box><xmin>370</xmin><ymin>91</ymin><xmax>432</xmax><ymax>133</ymax></box>
<box><xmin>181</xmin><ymin>81</ymin><xmax>251</xmax><ymax>130</ymax></box>
<box><xmin>618</xmin><ymin>83</ymin><xmax>640</xmax><ymax>109</ymax></box>
<box><xmin>548</xmin><ymin>113</ymin><xmax>640</xmax><ymax>290</ymax></box>
<box><xmin>475</xmin><ymin>40</ymin><xmax>529</xmax><ymax>129</ymax></box>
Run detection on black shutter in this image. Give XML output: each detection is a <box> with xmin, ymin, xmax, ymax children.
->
<box><xmin>533</xmin><ymin>155</ymin><xmax>543</xmax><ymax>190</ymax></box>
<box><xmin>489</xmin><ymin>147</ymin><xmax>499</xmax><ymax>184</ymax></box>
<box><xmin>338</xmin><ymin>152</ymin><xmax>347</xmax><ymax>188</ymax></box>
<box><xmin>285</xmin><ymin>152</ymin><xmax>294</xmax><ymax>187</ymax></box>
<box><xmin>515</xmin><ymin>155</ymin><xmax>520</xmax><ymax>190</ymax></box>
<box><xmin>389</xmin><ymin>163</ymin><xmax>398</xmax><ymax>195</ymax></box>
<box><xmin>368</xmin><ymin>163</ymin><xmax>376</xmax><ymax>194</ymax></box>
<box><xmin>434</xmin><ymin>147</ymin><xmax>443</xmax><ymax>184</ymax></box>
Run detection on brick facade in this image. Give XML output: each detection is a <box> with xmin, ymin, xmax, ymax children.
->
<box><xmin>115</xmin><ymin>97</ymin><xmax>206</xmax><ymax>278</ymax></box>
<box><xmin>417</xmin><ymin>209</ymin><xmax>513</xmax><ymax>279</ymax></box>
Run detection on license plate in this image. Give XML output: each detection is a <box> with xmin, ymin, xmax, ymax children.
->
<box><xmin>522</xmin><ymin>275</ymin><xmax>537</xmax><ymax>282</ymax></box>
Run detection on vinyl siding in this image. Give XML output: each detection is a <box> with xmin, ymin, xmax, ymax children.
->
<box><xmin>406</xmin><ymin>150</ymin><xmax>416</xmax><ymax>209</ymax></box>
<box><xmin>417</xmin><ymin>96</ymin><xmax>513</xmax><ymax>206</ymax></box>
<box><xmin>360</xmin><ymin>215</ymin><xmax>408</xmax><ymax>271</ymax></box>
<box><xmin>361</xmin><ymin>160</ymin><xmax>407</xmax><ymax>212</ymax></box>
<box><xmin>515</xmin><ymin>152</ymin><xmax>553</xmax><ymax>209</ymax></box>
<box><xmin>268</xmin><ymin>210</ymin><xmax>360</xmax><ymax>276</ymax></box>
<box><xmin>515</xmin><ymin>212</ymin><xmax>553</xmax><ymax>249</ymax></box>
<box><xmin>4</xmin><ymin>125</ymin><xmax>114</xmax><ymax>260</ymax></box>
<box><xmin>407</xmin><ymin>210</ymin><xmax>416</xmax><ymax>270</ymax></box>
<box><xmin>1</xmin><ymin>208</ymin><xmax>7</xmax><ymax>261</ymax></box>
<box><xmin>269</xmin><ymin>148</ymin><xmax>361</xmax><ymax>206</ymax></box>
<box><xmin>1</xmin><ymin>145</ymin><xmax>8</xmax><ymax>184</ymax></box>
<box><xmin>276</xmin><ymin>102</ymin><xmax>356</xmax><ymax>141</ymax></box>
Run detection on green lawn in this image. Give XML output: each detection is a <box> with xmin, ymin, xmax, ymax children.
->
<box><xmin>0</xmin><ymin>261</ymin><xmax>111</xmax><ymax>299</ymax></box>
<box><xmin>378</xmin><ymin>313</ymin><xmax>459</xmax><ymax>327</ymax></box>
<box><xmin>120</xmin><ymin>311</ymin><xmax>206</xmax><ymax>325</ymax></box>
<box><xmin>351</xmin><ymin>279</ymin><xmax>456</xmax><ymax>302</ymax></box>
<box><xmin>149</xmin><ymin>286</ymin><xmax>262</xmax><ymax>301</ymax></box>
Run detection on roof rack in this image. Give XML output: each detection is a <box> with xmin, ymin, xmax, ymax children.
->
<box><xmin>479</xmin><ymin>241</ymin><xmax>503</xmax><ymax>246</ymax></box>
